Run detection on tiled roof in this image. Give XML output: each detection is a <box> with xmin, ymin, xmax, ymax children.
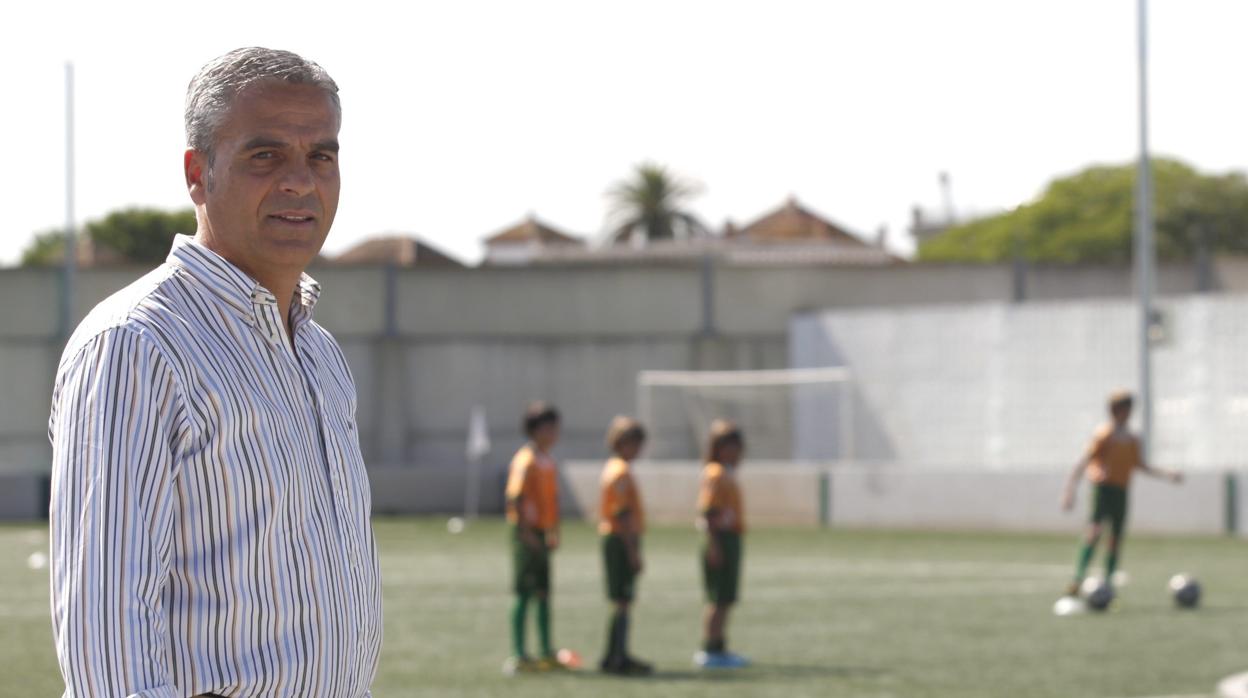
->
<box><xmin>331</xmin><ymin>235</ymin><xmax>464</xmax><ymax>267</ymax></box>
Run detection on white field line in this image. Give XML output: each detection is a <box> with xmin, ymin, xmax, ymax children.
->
<box><xmin>1219</xmin><ymin>671</ymin><xmax>1248</xmax><ymax>698</ymax></box>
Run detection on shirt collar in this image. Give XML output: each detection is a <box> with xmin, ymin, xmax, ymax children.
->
<box><xmin>166</xmin><ymin>235</ymin><xmax>322</xmax><ymax>323</ymax></box>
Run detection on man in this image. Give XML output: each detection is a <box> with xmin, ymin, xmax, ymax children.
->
<box><xmin>1061</xmin><ymin>390</ymin><xmax>1182</xmax><ymax>598</ymax></box>
<box><xmin>48</xmin><ymin>48</ymin><xmax>381</xmax><ymax>697</ymax></box>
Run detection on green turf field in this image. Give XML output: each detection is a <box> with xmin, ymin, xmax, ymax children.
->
<box><xmin>2</xmin><ymin>518</ymin><xmax>1245</xmax><ymax>697</ymax></box>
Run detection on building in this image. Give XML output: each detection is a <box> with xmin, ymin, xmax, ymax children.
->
<box><xmin>332</xmin><ymin>234</ymin><xmax>464</xmax><ymax>268</ymax></box>
<box><xmin>482</xmin><ymin>214</ymin><xmax>585</xmax><ymax>266</ymax></box>
<box><xmin>501</xmin><ymin>196</ymin><xmax>898</xmax><ymax>267</ymax></box>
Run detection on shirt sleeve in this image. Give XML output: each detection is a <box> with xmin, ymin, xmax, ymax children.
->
<box><xmin>698</xmin><ymin>472</ymin><xmax>722</xmax><ymax>514</ymax></box>
<box><xmin>49</xmin><ymin>328</ymin><xmax>190</xmax><ymax>697</ymax></box>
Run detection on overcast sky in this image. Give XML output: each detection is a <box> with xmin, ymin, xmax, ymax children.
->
<box><xmin>3</xmin><ymin>0</ymin><xmax>1245</xmax><ymax>266</ymax></box>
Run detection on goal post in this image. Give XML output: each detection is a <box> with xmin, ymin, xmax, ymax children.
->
<box><xmin>636</xmin><ymin>367</ymin><xmax>855</xmax><ymax>463</ymax></box>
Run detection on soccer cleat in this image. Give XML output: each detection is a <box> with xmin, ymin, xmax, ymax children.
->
<box><xmin>694</xmin><ymin>651</ymin><xmax>734</xmax><ymax>669</ymax></box>
<box><xmin>535</xmin><ymin>655</ymin><xmax>570</xmax><ymax>672</ymax></box>
<box><xmin>1064</xmin><ymin>581</ymin><xmax>1082</xmax><ymax>598</ymax></box>
<box><xmin>622</xmin><ymin>656</ymin><xmax>655</xmax><ymax>675</ymax></box>
<box><xmin>599</xmin><ymin>655</ymin><xmax>627</xmax><ymax>675</ymax></box>
<box><xmin>502</xmin><ymin>656</ymin><xmax>538</xmax><ymax>676</ymax></box>
<box><xmin>695</xmin><ymin>650</ymin><xmax>750</xmax><ymax>669</ymax></box>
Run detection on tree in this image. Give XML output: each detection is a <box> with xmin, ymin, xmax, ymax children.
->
<box><xmin>20</xmin><ymin>229</ymin><xmax>70</xmax><ymax>266</ymax></box>
<box><xmin>19</xmin><ymin>207</ymin><xmax>197</xmax><ymax>267</ymax></box>
<box><xmin>919</xmin><ymin>158</ymin><xmax>1248</xmax><ymax>264</ymax></box>
<box><xmin>605</xmin><ymin>162</ymin><xmax>709</xmax><ymax>245</ymax></box>
<box><xmin>85</xmin><ymin>207</ymin><xmax>197</xmax><ymax>264</ymax></box>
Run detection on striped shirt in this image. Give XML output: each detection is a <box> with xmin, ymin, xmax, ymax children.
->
<box><xmin>48</xmin><ymin>235</ymin><xmax>382</xmax><ymax>698</ymax></box>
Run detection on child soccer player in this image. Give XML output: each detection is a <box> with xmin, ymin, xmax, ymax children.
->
<box><xmin>695</xmin><ymin>419</ymin><xmax>749</xmax><ymax>669</ymax></box>
<box><xmin>1061</xmin><ymin>390</ymin><xmax>1183</xmax><ymax>597</ymax></box>
<box><xmin>503</xmin><ymin>402</ymin><xmax>564</xmax><ymax>674</ymax></box>
<box><xmin>598</xmin><ymin>416</ymin><xmax>653</xmax><ymax>676</ymax></box>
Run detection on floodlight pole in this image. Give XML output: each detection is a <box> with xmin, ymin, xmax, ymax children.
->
<box><xmin>61</xmin><ymin>62</ymin><xmax>77</xmax><ymax>340</ymax></box>
<box><xmin>1134</xmin><ymin>0</ymin><xmax>1155</xmax><ymax>458</ymax></box>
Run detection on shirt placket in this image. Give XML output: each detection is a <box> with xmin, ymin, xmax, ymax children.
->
<box><xmin>288</xmin><ymin>304</ymin><xmax>370</xmax><ymax>675</ymax></box>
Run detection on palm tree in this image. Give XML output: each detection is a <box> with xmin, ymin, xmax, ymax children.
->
<box><xmin>605</xmin><ymin>162</ymin><xmax>709</xmax><ymax>246</ymax></box>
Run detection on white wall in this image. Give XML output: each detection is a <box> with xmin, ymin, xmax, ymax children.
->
<box><xmin>793</xmin><ymin>296</ymin><xmax>1248</xmax><ymax>472</ymax></box>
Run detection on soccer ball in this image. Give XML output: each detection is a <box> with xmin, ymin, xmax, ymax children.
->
<box><xmin>446</xmin><ymin>517</ymin><xmax>465</xmax><ymax>534</ymax></box>
<box><xmin>1079</xmin><ymin>576</ymin><xmax>1103</xmax><ymax>597</ymax></box>
<box><xmin>556</xmin><ymin>648</ymin><xmax>583</xmax><ymax>669</ymax></box>
<box><xmin>1052</xmin><ymin>596</ymin><xmax>1086</xmax><ymax>617</ymax></box>
<box><xmin>1085</xmin><ymin>583</ymin><xmax>1115</xmax><ymax>612</ymax></box>
<box><xmin>1168</xmin><ymin>574</ymin><xmax>1201</xmax><ymax>609</ymax></box>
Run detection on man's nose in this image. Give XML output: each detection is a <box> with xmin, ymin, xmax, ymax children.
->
<box><xmin>279</xmin><ymin>159</ymin><xmax>316</xmax><ymax>198</ymax></box>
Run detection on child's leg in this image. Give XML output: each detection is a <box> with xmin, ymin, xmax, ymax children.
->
<box><xmin>605</xmin><ymin>600</ymin><xmax>630</xmax><ymax>663</ymax></box>
<box><xmin>703</xmin><ymin>603</ymin><xmax>729</xmax><ymax>653</ymax></box>
<box><xmin>1104</xmin><ymin>487</ymin><xmax>1128</xmax><ymax>580</ymax></box>
<box><xmin>511</xmin><ymin>592</ymin><xmax>530</xmax><ymax>658</ymax></box>
<box><xmin>1074</xmin><ymin>523</ymin><xmax>1103</xmax><ymax>583</ymax></box>
<box><xmin>536</xmin><ymin>590</ymin><xmax>554</xmax><ymax>658</ymax></box>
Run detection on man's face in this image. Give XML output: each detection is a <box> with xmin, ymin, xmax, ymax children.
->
<box><xmin>185</xmin><ymin>81</ymin><xmax>340</xmax><ymax>284</ymax></box>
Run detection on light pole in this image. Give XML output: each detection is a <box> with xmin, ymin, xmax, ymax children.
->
<box><xmin>1134</xmin><ymin>0</ymin><xmax>1155</xmax><ymax>457</ymax></box>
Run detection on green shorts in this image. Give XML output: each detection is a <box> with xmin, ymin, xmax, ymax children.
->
<box><xmin>702</xmin><ymin>532</ymin><xmax>742</xmax><ymax>606</ymax></box>
<box><xmin>1090</xmin><ymin>484</ymin><xmax>1128</xmax><ymax>538</ymax></box>
<box><xmin>602</xmin><ymin>534</ymin><xmax>639</xmax><ymax>602</ymax></box>
<box><xmin>511</xmin><ymin>527</ymin><xmax>550</xmax><ymax>595</ymax></box>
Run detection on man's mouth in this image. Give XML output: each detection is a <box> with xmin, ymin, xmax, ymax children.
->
<box><xmin>269</xmin><ymin>213</ymin><xmax>316</xmax><ymax>224</ymax></box>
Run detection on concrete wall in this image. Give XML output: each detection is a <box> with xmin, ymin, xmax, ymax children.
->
<box><xmin>828</xmin><ymin>466</ymin><xmax>1226</xmax><ymax>534</ymax></box>
<box><xmin>559</xmin><ymin>462</ymin><xmax>1235</xmax><ymax>535</ymax></box>
<box><xmin>562</xmin><ymin>460</ymin><xmax>824</xmax><ymax>527</ymax></box>
<box><xmin>793</xmin><ymin>295</ymin><xmax>1248</xmax><ymax>472</ymax></box>
<box><xmin>0</xmin><ymin>255</ymin><xmax>1237</xmax><ymax>521</ymax></box>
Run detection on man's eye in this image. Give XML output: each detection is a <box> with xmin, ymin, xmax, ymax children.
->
<box><xmin>252</xmin><ymin>151</ymin><xmax>276</xmax><ymax>160</ymax></box>
<box><xmin>311</xmin><ymin>153</ymin><xmax>335</xmax><ymax>162</ymax></box>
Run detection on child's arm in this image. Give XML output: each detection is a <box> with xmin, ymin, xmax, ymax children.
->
<box><xmin>511</xmin><ymin>499</ymin><xmax>544</xmax><ymax>551</ymax></box>
<box><xmin>1061</xmin><ymin>457</ymin><xmax>1090</xmax><ymax>511</ymax></box>
<box><xmin>699</xmin><ymin>509</ymin><xmax>723</xmax><ymax>567</ymax></box>
<box><xmin>1138</xmin><ymin>458</ymin><xmax>1183</xmax><ymax>484</ymax></box>
<box><xmin>610</xmin><ymin>509</ymin><xmax>643</xmax><ymax>572</ymax></box>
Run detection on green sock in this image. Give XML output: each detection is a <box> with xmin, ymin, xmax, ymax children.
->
<box><xmin>537</xmin><ymin>597</ymin><xmax>553</xmax><ymax>657</ymax></box>
<box><xmin>604</xmin><ymin>611</ymin><xmax>623</xmax><ymax>662</ymax></box>
<box><xmin>1074</xmin><ymin>542</ymin><xmax>1095</xmax><ymax>582</ymax></box>
<box><xmin>617</xmin><ymin>612</ymin><xmax>630</xmax><ymax>658</ymax></box>
<box><xmin>1106</xmin><ymin>549</ymin><xmax>1119</xmax><ymax>580</ymax></box>
<box><xmin>511</xmin><ymin>593</ymin><xmax>530</xmax><ymax>658</ymax></box>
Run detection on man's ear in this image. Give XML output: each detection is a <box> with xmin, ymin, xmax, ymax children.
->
<box><xmin>185</xmin><ymin>149</ymin><xmax>209</xmax><ymax>205</ymax></box>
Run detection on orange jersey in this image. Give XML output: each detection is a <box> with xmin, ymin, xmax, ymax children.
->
<box><xmin>1085</xmin><ymin>424</ymin><xmax>1142</xmax><ymax>488</ymax></box>
<box><xmin>698</xmin><ymin>461</ymin><xmax>744</xmax><ymax>534</ymax></box>
<box><xmin>599</xmin><ymin>457</ymin><xmax>645</xmax><ymax>536</ymax></box>
<box><xmin>505</xmin><ymin>444</ymin><xmax>560</xmax><ymax>530</ymax></box>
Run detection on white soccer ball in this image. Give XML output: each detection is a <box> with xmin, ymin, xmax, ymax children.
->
<box><xmin>1086</xmin><ymin>583</ymin><xmax>1115</xmax><ymax>612</ymax></box>
<box><xmin>1168</xmin><ymin>574</ymin><xmax>1201</xmax><ymax>609</ymax></box>
<box><xmin>1052</xmin><ymin>596</ymin><xmax>1086</xmax><ymax>617</ymax></box>
<box><xmin>26</xmin><ymin>551</ymin><xmax>48</xmax><ymax>570</ymax></box>
<box><xmin>1080</xmin><ymin>576</ymin><xmax>1103</xmax><ymax>597</ymax></box>
<box><xmin>446</xmin><ymin>517</ymin><xmax>465</xmax><ymax>534</ymax></box>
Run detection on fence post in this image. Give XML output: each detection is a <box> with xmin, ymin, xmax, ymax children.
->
<box><xmin>819</xmin><ymin>468</ymin><xmax>831</xmax><ymax>528</ymax></box>
<box><xmin>1226</xmin><ymin>471</ymin><xmax>1239</xmax><ymax>536</ymax></box>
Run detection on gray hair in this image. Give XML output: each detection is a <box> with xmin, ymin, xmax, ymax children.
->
<box><xmin>185</xmin><ymin>47</ymin><xmax>340</xmax><ymax>160</ymax></box>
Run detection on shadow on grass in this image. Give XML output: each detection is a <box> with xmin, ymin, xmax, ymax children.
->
<box><xmin>1093</xmin><ymin>603</ymin><xmax>1248</xmax><ymax>619</ymax></box>
<box><xmin>565</xmin><ymin>662</ymin><xmax>886</xmax><ymax>684</ymax></box>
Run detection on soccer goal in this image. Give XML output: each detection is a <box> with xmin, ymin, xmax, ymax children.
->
<box><xmin>636</xmin><ymin>367</ymin><xmax>855</xmax><ymax>463</ymax></box>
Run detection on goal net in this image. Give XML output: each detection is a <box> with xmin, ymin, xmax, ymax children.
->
<box><xmin>636</xmin><ymin>367</ymin><xmax>855</xmax><ymax>463</ymax></box>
